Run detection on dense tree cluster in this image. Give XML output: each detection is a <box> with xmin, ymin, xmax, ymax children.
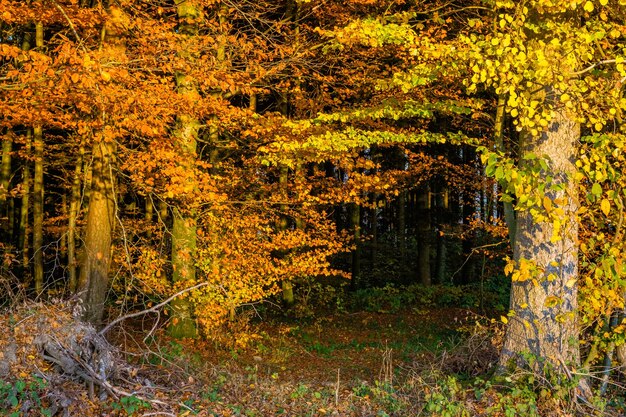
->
<box><xmin>1</xmin><ymin>0</ymin><xmax>625</xmax><ymax>386</ymax></box>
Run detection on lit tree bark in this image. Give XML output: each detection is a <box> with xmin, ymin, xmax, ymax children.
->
<box><xmin>169</xmin><ymin>105</ymin><xmax>200</xmax><ymax>337</ymax></box>
<box><xmin>167</xmin><ymin>0</ymin><xmax>204</xmax><ymax>338</ymax></box>
<box><xmin>0</xmin><ymin>134</ymin><xmax>12</xmax><ymax>237</ymax></box>
<box><xmin>499</xmin><ymin>106</ymin><xmax>580</xmax><ymax>372</ymax></box>
<box><xmin>33</xmin><ymin>22</ymin><xmax>44</xmax><ymax>296</ymax></box>
<box><xmin>78</xmin><ymin>7</ymin><xmax>125</xmax><ymax>324</ymax></box>
<box><xmin>275</xmin><ymin>166</ymin><xmax>294</xmax><ymax>307</ymax></box>
<box><xmin>79</xmin><ymin>140</ymin><xmax>115</xmax><ymax>324</ymax></box>
<box><xmin>33</xmin><ymin>125</ymin><xmax>44</xmax><ymax>295</ymax></box>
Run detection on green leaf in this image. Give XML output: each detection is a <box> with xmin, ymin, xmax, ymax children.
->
<box><xmin>591</xmin><ymin>183</ymin><xmax>602</xmax><ymax>196</ymax></box>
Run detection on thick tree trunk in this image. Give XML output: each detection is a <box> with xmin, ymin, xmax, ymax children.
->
<box><xmin>499</xmin><ymin>107</ymin><xmax>580</xmax><ymax>372</ymax></box>
<box><xmin>79</xmin><ymin>141</ymin><xmax>115</xmax><ymax>325</ymax></box>
<box><xmin>168</xmin><ymin>108</ymin><xmax>200</xmax><ymax>337</ymax></box>
<box><xmin>170</xmin><ymin>208</ymin><xmax>197</xmax><ymax>338</ymax></box>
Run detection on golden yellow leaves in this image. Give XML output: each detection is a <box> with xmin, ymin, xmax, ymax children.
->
<box><xmin>544</xmin><ymin>295</ymin><xmax>562</xmax><ymax>308</ymax></box>
<box><xmin>600</xmin><ymin>198</ymin><xmax>611</xmax><ymax>215</ymax></box>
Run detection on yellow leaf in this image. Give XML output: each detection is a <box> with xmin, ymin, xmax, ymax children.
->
<box><xmin>565</xmin><ymin>278</ymin><xmax>577</xmax><ymax>288</ymax></box>
<box><xmin>601</xmin><ymin>198</ymin><xmax>610</xmax><ymax>216</ymax></box>
<box><xmin>501</xmin><ymin>315</ymin><xmax>508</xmax><ymax>324</ymax></box>
<box><xmin>543</xmin><ymin>196</ymin><xmax>552</xmax><ymax>212</ymax></box>
<box><xmin>545</xmin><ymin>296</ymin><xmax>561</xmax><ymax>308</ymax></box>
<box><xmin>583</xmin><ymin>1</ymin><xmax>594</xmax><ymax>12</ymax></box>
<box><xmin>599</xmin><ymin>0</ymin><xmax>608</xmax><ymax>4</ymax></box>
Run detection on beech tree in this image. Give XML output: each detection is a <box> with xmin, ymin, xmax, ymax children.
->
<box><xmin>289</xmin><ymin>0</ymin><xmax>626</xmax><ymax>378</ymax></box>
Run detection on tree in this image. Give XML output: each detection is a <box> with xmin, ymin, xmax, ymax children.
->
<box><xmin>465</xmin><ymin>0</ymin><xmax>626</xmax><ymax>376</ymax></box>
<box><xmin>298</xmin><ymin>0</ymin><xmax>626</xmax><ymax>379</ymax></box>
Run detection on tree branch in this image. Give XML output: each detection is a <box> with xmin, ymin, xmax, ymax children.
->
<box><xmin>99</xmin><ymin>282</ymin><xmax>212</xmax><ymax>336</ymax></box>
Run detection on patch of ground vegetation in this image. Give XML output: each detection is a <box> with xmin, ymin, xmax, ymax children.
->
<box><xmin>0</xmin><ymin>285</ymin><xmax>624</xmax><ymax>416</ymax></box>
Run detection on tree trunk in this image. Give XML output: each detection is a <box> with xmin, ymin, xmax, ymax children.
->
<box><xmin>79</xmin><ymin>141</ymin><xmax>115</xmax><ymax>324</ymax></box>
<box><xmin>170</xmin><ymin>208</ymin><xmax>198</xmax><ymax>338</ymax></box>
<box><xmin>32</xmin><ymin>22</ymin><xmax>45</xmax><ymax>296</ymax></box>
<box><xmin>350</xmin><ymin>203</ymin><xmax>361</xmax><ymax>289</ymax></box>
<box><xmin>0</xmin><ymin>134</ymin><xmax>12</xmax><ymax>238</ymax></box>
<box><xmin>435</xmin><ymin>185</ymin><xmax>449</xmax><ymax>284</ymax></box>
<box><xmin>369</xmin><ymin>195</ymin><xmax>378</xmax><ymax>268</ymax></box>
<box><xmin>18</xmin><ymin>130</ymin><xmax>31</xmax><ymax>271</ymax></box>
<box><xmin>499</xmin><ymin>106</ymin><xmax>580</xmax><ymax>373</ymax></box>
<box><xmin>68</xmin><ymin>143</ymin><xmax>84</xmax><ymax>293</ymax></box>
<box><xmin>168</xmin><ymin>0</ymin><xmax>204</xmax><ymax>338</ymax></box>
<box><xmin>276</xmin><ymin>166</ymin><xmax>294</xmax><ymax>307</ymax></box>
<box><xmin>397</xmin><ymin>191</ymin><xmax>407</xmax><ymax>267</ymax></box>
<box><xmin>416</xmin><ymin>185</ymin><xmax>431</xmax><ymax>285</ymax></box>
<box><xmin>33</xmin><ymin>125</ymin><xmax>44</xmax><ymax>296</ymax></box>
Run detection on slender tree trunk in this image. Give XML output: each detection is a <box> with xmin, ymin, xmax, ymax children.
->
<box><xmin>416</xmin><ymin>186</ymin><xmax>431</xmax><ymax>285</ymax></box>
<box><xmin>369</xmin><ymin>195</ymin><xmax>378</xmax><ymax>267</ymax></box>
<box><xmin>79</xmin><ymin>140</ymin><xmax>115</xmax><ymax>324</ymax></box>
<box><xmin>19</xmin><ymin>130</ymin><xmax>31</xmax><ymax>271</ymax></box>
<box><xmin>350</xmin><ymin>203</ymin><xmax>361</xmax><ymax>289</ymax></box>
<box><xmin>397</xmin><ymin>191</ymin><xmax>406</xmax><ymax>268</ymax></box>
<box><xmin>0</xmin><ymin>135</ymin><xmax>12</xmax><ymax>239</ymax></box>
<box><xmin>617</xmin><ymin>305</ymin><xmax>626</xmax><ymax>373</ymax></box>
<box><xmin>32</xmin><ymin>22</ymin><xmax>45</xmax><ymax>296</ymax></box>
<box><xmin>68</xmin><ymin>143</ymin><xmax>83</xmax><ymax>293</ymax></box>
<box><xmin>33</xmin><ymin>125</ymin><xmax>44</xmax><ymax>296</ymax></box>
<box><xmin>435</xmin><ymin>186</ymin><xmax>449</xmax><ymax>284</ymax></box>
<box><xmin>499</xmin><ymin>105</ymin><xmax>580</xmax><ymax>372</ymax></box>
<box><xmin>276</xmin><ymin>165</ymin><xmax>295</xmax><ymax>307</ymax></box>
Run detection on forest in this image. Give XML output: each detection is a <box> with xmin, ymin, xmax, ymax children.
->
<box><xmin>0</xmin><ymin>0</ymin><xmax>625</xmax><ymax>416</ymax></box>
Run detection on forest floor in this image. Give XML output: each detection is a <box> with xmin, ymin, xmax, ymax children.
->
<box><xmin>1</xmin><ymin>295</ymin><xmax>625</xmax><ymax>416</ymax></box>
<box><xmin>110</xmin><ymin>306</ymin><xmax>490</xmax><ymax>417</ymax></box>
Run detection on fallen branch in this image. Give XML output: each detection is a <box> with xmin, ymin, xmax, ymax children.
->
<box><xmin>99</xmin><ymin>282</ymin><xmax>212</xmax><ymax>336</ymax></box>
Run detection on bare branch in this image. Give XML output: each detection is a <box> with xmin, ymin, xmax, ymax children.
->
<box><xmin>99</xmin><ymin>282</ymin><xmax>212</xmax><ymax>336</ymax></box>
<box><xmin>573</xmin><ymin>59</ymin><xmax>617</xmax><ymax>76</ymax></box>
